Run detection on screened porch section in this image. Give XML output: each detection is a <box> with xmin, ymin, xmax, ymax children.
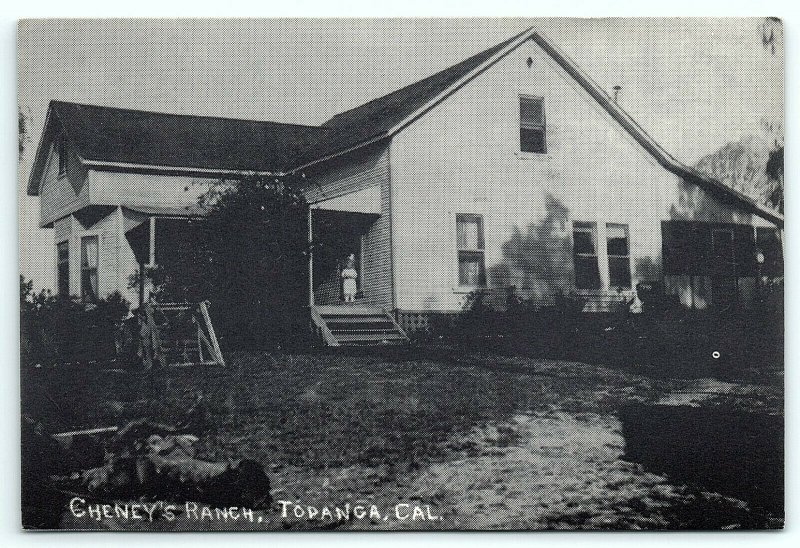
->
<box><xmin>661</xmin><ymin>220</ymin><xmax>783</xmax><ymax>310</ymax></box>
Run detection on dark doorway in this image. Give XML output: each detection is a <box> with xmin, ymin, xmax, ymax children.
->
<box><xmin>311</xmin><ymin>209</ymin><xmax>378</xmax><ymax>305</ymax></box>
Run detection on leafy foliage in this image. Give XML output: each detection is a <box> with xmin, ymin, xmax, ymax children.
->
<box><xmin>765</xmin><ymin>146</ymin><xmax>783</xmax><ymax>213</ymax></box>
<box><xmin>149</xmin><ymin>175</ymin><xmax>311</xmax><ymax>350</ymax></box>
<box><xmin>20</xmin><ymin>276</ymin><xmax>130</xmax><ymax>367</ymax></box>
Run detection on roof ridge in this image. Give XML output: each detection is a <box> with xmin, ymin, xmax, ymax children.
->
<box><xmin>49</xmin><ymin>100</ymin><xmax>329</xmax><ymax>131</ymax></box>
<box><xmin>322</xmin><ymin>27</ymin><xmax>531</xmax><ymax>127</ymax></box>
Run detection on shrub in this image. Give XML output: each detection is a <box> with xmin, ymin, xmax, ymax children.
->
<box><xmin>148</xmin><ymin>175</ymin><xmax>311</xmax><ymax>350</ymax></box>
<box><xmin>20</xmin><ymin>276</ymin><xmax>130</xmax><ymax>367</ymax></box>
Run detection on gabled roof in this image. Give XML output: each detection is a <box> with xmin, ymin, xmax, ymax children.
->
<box><xmin>526</xmin><ymin>32</ymin><xmax>783</xmax><ymax>227</ymax></box>
<box><xmin>297</xmin><ymin>28</ymin><xmax>532</xmax><ymax>165</ymax></box>
<box><xmin>26</xmin><ymin>28</ymin><xmax>782</xmax><ymax>227</ymax></box>
<box><xmin>293</xmin><ymin>27</ymin><xmax>783</xmax><ymax>227</ymax></box>
<box><xmin>27</xmin><ymin>101</ymin><xmax>331</xmax><ymax>194</ymax></box>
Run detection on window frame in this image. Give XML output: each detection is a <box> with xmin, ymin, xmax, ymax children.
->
<box><xmin>606</xmin><ymin>223</ymin><xmax>632</xmax><ymax>289</ymax></box>
<box><xmin>57</xmin><ymin>136</ymin><xmax>68</xmax><ymax>177</ymax></box>
<box><xmin>456</xmin><ymin>213</ymin><xmax>487</xmax><ymax>288</ymax></box>
<box><xmin>572</xmin><ymin>221</ymin><xmax>601</xmax><ymax>290</ymax></box>
<box><xmin>80</xmin><ymin>235</ymin><xmax>99</xmax><ymax>302</ymax></box>
<box><xmin>56</xmin><ymin>240</ymin><xmax>69</xmax><ymax>297</ymax></box>
<box><xmin>519</xmin><ymin>95</ymin><xmax>547</xmax><ymax>155</ymax></box>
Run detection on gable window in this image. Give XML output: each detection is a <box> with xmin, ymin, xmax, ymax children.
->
<box><xmin>57</xmin><ymin>136</ymin><xmax>68</xmax><ymax>177</ymax></box>
<box><xmin>573</xmin><ymin>222</ymin><xmax>600</xmax><ymax>290</ymax></box>
<box><xmin>81</xmin><ymin>235</ymin><xmax>99</xmax><ymax>302</ymax></box>
<box><xmin>457</xmin><ymin>214</ymin><xmax>486</xmax><ymax>286</ymax></box>
<box><xmin>606</xmin><ymin>223</ymin><xmax>631</xmax><ymax>289</ymax></box>
<box><xmin>57</xmin><ymin>241</ymin><xmax>69</xmax><ymax>297</ymax></box>
<box><xmin>520</xmin><ymin>96</ymin><xmax>547</xmax><ymax>154</ymax></box>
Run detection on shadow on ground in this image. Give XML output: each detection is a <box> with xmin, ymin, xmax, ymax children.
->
<box><xmin>619</xmin><ymin>403</ymin><xmax>783</xmax><ymax>520</ymax></box>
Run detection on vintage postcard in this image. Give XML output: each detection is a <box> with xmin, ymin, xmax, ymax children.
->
<box><xmin>18</xmin><ymin>18</ymin><xmax>784</xmax><ymax>531</ymax></box>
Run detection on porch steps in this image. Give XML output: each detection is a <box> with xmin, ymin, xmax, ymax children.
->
<box><xmin>311</xmin><ymin>305</ymin><xmax>410</xmax><ymax>347</ymax></box>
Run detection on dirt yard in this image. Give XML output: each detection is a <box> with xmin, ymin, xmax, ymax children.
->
<box><xmin>23</xmin><ymin>347</ymin><xmax>783</xmax><ymax>530</ymax></box>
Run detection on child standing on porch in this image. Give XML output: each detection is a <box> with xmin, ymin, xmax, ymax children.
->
<box><xmin>341</xmin><ymin>254</ymin><xmax>358</xmax><ymax>303</ymax></box>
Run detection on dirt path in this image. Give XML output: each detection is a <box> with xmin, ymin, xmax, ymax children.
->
<box><xmin>390</xmin><ymin>407</ymin><xmax>778</xmax><ymax>530</ymax></box>
<box><xmin>393</xmin><ymin>411</ymin><xmax>680</xmax><ymax>529</ymax></box>
<box><xmin>51</xmin><ymin>353</ymin><xmax>782</xmax><ymax>530</ymax></box>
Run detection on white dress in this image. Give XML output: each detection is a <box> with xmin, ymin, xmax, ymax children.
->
<box><xmin>342</xmin><ymin>267</ymin><xmax>358</xmax><ymax>298</ymax></box>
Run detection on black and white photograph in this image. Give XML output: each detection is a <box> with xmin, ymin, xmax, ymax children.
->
<box><xmin>16</xmin><ymin>17</ymin><xmax>784</xmax><ymax>532</ymax></box>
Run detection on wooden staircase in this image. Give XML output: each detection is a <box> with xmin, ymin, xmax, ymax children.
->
<box><xmin>310</xmin><ymin>305</ymin><xmax>410</xmax><ymax>347</ymax></box>
<box><xmin>144</xmin><ymin>301</ymin><xmax>225</xmax><ymax>367</ymax></box>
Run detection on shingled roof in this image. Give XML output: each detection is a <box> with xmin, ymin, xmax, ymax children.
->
<box><xmin>297</xmin><ymin>27</ymin><xmax>532</xmax><ymax>165</ymax></box>
<box><xmin>28</xmin><ymin>28</ymin><xmax>530</xmax><ymax>193</ymax></box>
<box><xmin>27</xmin><ymin>101</ymin><xmax>331</xmax><ymax>192</ymax></box>
<box><xmin>26</xmin><ymin>28</ymin><xmax>782</xmax><ymax>226</ymax></box>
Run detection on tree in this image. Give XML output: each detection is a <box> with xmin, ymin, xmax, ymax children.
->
<box><xmin>765</xmin><ymin>145</ymin><xmax>783</xmax><ymax>213</ymax></box>
<box><xmin>19</xmin><ymin>107</ymin><xmax>30</xmax><ymax>160</ymax></box>
<box><xmin>150</xmin><ymin>174</ymin><xmax>311</xmax><ymax>350</ymax></box>
<box><xmin>694</xmin><ymin>19</ymin><xmax>783</xmax><ymax>214</ymax></box>
<box><xmin>761</xmin><ymin>17</ymin><xmax>784</xmax><ymax>214</ymax></box>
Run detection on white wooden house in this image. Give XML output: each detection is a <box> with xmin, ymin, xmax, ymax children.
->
<box><xmin>28</xmin><ymin>28</ymin><xmax>783</xmax><ymax>340</ymax></box>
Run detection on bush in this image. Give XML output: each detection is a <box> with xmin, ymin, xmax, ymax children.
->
<box><xmin>20</xmin><ymin>276</ymin><xmax>130</xmax><ymax>367</ymax></box>
<box><xmin>426</xmin><ymin>284</ymin><xmax>782</xmax><ymax>376</ymax></box>
<box><xmin>149</xmin><ymin>176</ymin><xmax>311</xmax><ymax>350</ymax></box>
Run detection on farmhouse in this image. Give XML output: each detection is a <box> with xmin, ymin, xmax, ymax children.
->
<box><xmin>28</xmin><ymin>28</ymin><xmax>783</xmax><ymax>341</ymax></box>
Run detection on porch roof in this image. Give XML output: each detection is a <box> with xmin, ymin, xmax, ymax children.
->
<box><xmin>122</xmin><ymin>204</ymin><xmax>208</xmax><ymax>218</ymax></box>
<box><xmin>310</xmin><ymin>185</ymin><xmax>381</xmax><ymax>215</ymax></box>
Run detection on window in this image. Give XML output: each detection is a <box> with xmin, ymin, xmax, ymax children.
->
<box><xmin>57</xmin><ymin>137</ymin><xmax>68</xmax><ymax>177</ymax></box>
<box><xmin>457</xmin><ymin>214</ymin><xmax>486</xmax><ymax>286</ymax></box>
<box><xmin>573</xmin><ymin>222</ymin><xmax>600</xmax><ymax>289</ymax></box>
<box><xmin>756</xmin><ymin>227</ymin><xmax>783</xmax><ymax>276</ymax></box>
<box><xmin>733</xmin><ymin>225</ymin><xmax>757</xmax><ymax>277</ymax></box>
<box><xmin>661</xmin><ymin>221</ymin><xmax>711</xmax><ymax>276</ymax></box>
<box><xmin>712</xmin><ymin>228</ymin><xmax>735</xmax><ymax>276</ymax></box>
<box><xmin>81</xmin><ymin>236</ymin><xmax>99</xmax><ymax>302</ymax></box>
<box><xmin>606</xmin><ymin>223</ymin><xmax>631</xmax><ymax>289</ymax></box>
<box><xmin>520</xmin><ymin>96</ymin><xmax>546</xmax><ymax>154</ymax></box>
<box><xmin>57</xmin><ymin>241</ymin><xmax>69</xmax><ymax>297</ymax></box>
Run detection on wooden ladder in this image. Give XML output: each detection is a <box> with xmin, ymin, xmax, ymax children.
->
<box><xmin>144</xmin><ymin>301</ymin><xmax>225</xmax><ymax>367</ymax></box>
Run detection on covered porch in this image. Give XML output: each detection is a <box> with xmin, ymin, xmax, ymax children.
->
<box><xmin>307</xmin><ymin>185</ymin><xmax>382</xmax><ymax>307</ymax></box>
<box><xmin>307</xmin><ymin>186</ymin><xmax>408</xmax><ymax>345</ymax></box>
<box><xmin>122</xmin><ymin>205</ymin><xmax>206</xmax><ymax>307</ymax></box>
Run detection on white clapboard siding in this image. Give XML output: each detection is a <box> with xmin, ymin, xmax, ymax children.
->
<box><xmin>39</xmin><ymin>142</ymin><xmax>90</xmax><ymax>228</ymax></box>
<box><xmin>88</xmin><ymin>171</ymin><xmax>217</xmax><ymax>208</ymax></box>
<box><xmin>389</xmin><ymin>37</ymin><xmax>779</xmax><ymax>313</ymax></box>
<box><xmin>305</xmin><ymin>145</ymin><xmax>393</xmax><ymax>309</ymax></box>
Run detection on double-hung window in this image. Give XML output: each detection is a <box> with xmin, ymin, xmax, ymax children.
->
<box><xmin>57</xmin><ymin>241</ymin><xmax>69</xmax><ymax>297</ymax></box>
<box><xmin>573</xmin><ymin>222</ymin><xmax>601</xmax><ymax>290</ymax></box>
<box><xmin>81</xmin><ymin>235</ymin><xmax>99</xmax><ymax>302</ymax></box>
<box><xmin>457</xmin><ymin>214</ymin><xmax>486</xmax><ymax>287</ymax></box>
<box><xmin>520</xmin><ymin>96</ymin><xmax>547</xmax><ymax>154</ymax></box>
<box><xmin>606</xmin><ymin>223</ymin><xmax>631</xmax><ymax>289</ymax></box>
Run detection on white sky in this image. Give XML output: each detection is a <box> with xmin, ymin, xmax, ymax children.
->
<box><xmin>17</xmin><ymin>18</ymin><xmax>784</xmax><ymax>291</ymax></box>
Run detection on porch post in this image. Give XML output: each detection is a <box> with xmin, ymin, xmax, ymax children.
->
<box><xmin>138</xmin><ymin>261</ymin><xmax>145</xmax><ymax>308</ymax></box>
<box><xmin>308</xmin><ymin>206</ymin><xmax>314</xmax><ymax>306</ymax></box>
